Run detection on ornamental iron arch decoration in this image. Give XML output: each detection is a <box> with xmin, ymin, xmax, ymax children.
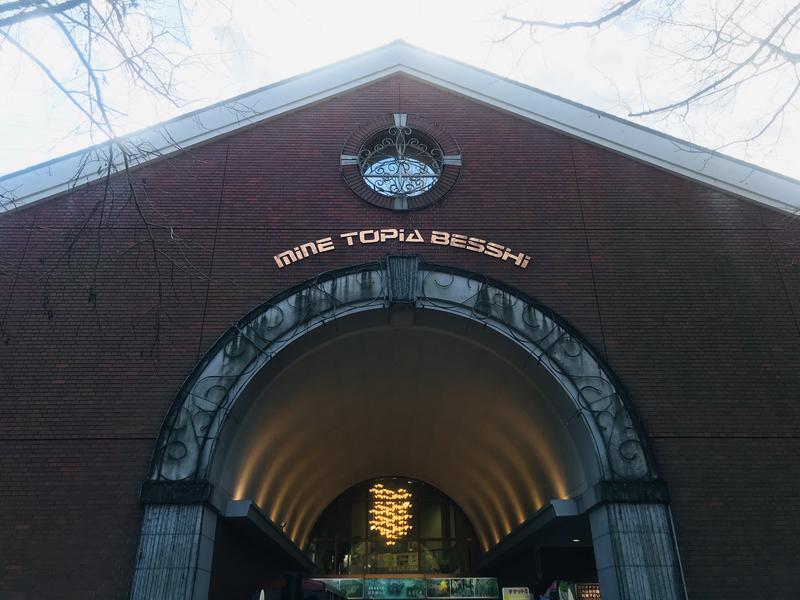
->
<box><xmin>340</xmin><ymin>114</ymin><xmax>462</xmax><ymax>211</ymax></box>
<box><xmin>150</xmin><ymin>256</ymin><xmax>656</xmax><ymax>486</ymax></box>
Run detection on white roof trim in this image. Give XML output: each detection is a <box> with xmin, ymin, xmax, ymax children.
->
<box><xmin>2</xmin><ymin>40</ymin><xmax>798</xmax><ymax>215</ymax></box>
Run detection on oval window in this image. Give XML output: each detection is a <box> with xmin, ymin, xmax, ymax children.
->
<box><xmin>341</xmin><ymin>114</ymin><xmax>461</xmax><ymax>211</ymax></box>
<box><xmin>359</xmin><ymin>127</ymin><xmax>443</xmax><ymax>198</ymax></box>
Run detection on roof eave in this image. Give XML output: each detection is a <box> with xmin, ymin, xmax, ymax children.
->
<box><xmin>1</xmin><ymin>40</ymin><xmax>798</xmax><ymax>215</ymax></box>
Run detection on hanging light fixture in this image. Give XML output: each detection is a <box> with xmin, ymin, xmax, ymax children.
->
<box><xmin>369</xmin><ymin>483</ymin><xmax>413</xmax><ymax>546</ymax></box>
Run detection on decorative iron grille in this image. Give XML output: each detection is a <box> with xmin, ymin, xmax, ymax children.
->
<box><xmin>358</xmin><ymin>127</ymin><xmax>443</xmax><ymax>198</ymax></box>
<box><xmin>341</xmin><ymin>114</ymin><xmax>461</xmax><ymax>211</ymax></box>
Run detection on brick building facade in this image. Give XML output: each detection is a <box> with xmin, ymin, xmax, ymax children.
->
<box><xmin>1</xmin><ymin>42</ymin><xmax>798</xmax><ymax>600</ymax></box>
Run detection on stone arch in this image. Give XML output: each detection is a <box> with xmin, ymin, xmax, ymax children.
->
<box><xmin>151</xmin><ymin>256</ymin><xmax>654</xmax><ymax>486</ymax></box>
<box><xmin>131</xmin><ymin>257</ymin><xmax>685</xmax><ymax>600</ymax></box>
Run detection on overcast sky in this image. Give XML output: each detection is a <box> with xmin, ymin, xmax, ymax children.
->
<box><xmin>1</xmin><ymin>0</ymin><xmax>797</xmax><ymax>179</ymax></box>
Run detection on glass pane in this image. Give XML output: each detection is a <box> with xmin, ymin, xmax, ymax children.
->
<box><xmin>362</xmin><ymin>157</ymin><xmax>439</xmax><ymax>197</ymax></box>
<box><xmin>314</xmin><ymin>503</ymin><xmax>351</xmax><ymax>538</ymax></box>
<box><xmin>368</xmin><ymin>540</ymin><xmax>419</xmax><ymax>573</ymax></box>
<box><xmin>420</xmin><ymin>503</ymin><xmax>443</xmax><ymax>538</ymax></box>
<box><xmin>309</xmin><ymin>540</ymin><xmax>336</xmax><ymax>573</ymax></box>
<box><xmin>420</xmin><ymin>540</ymin><xmax>454</xmax><ymax>573</ymax></box>
<box><xmin>352</xmin><ymin>501</ymin><xmax>366</xmax><ymax>537</ymax></box>
<box><xmin>336</xmin><ymin>539</ymin><xmax>366</xmax><ymax>575</ymax></box>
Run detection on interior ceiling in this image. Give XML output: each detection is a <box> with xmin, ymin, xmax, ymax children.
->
<box><xmin>215</xmin><ymin>325</ymin><xmax>588</xmax><ymax>552</ymax></box>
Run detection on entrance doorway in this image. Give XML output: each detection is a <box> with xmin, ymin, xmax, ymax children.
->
<box><xmin>132</xmin><ymin>259</ymin><xmax>684</xmax><ymax>600</ymax></box>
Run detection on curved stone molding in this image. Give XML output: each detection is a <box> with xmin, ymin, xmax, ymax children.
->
<box><xmin>416</xmin><ymin>266</ymin><xmax>653</xmax><ymax>482</ymax></box>
<box><xmin>151</xmin><ymin>258</ymin><xmax>655</xmax><ymax>484</ymax></box>
<box><xmin>151</xmin><ymin>263</ymin><xmax>386</xmax><ymax>482</ymax></box>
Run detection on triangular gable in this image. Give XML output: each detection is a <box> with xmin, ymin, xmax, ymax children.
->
<box><xmin>1</xmin><ymin>40</ymin><xmax>798</xmax><ymax>214</ymax></box>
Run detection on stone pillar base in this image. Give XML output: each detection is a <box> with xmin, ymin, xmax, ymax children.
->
<box><xmin>129</xmin><ymin>504</ymin><xmax>216</xmax><ymax>600</ymax></box>
<box><xmin>590</xmin><ymin>503</ymin><xmax>685</xmax><ymax>600</ymax></box>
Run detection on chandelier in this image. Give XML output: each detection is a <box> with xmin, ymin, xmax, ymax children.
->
<box><xmin>368</xmin><ymin>483</ymin><xmax>413</xmax><ymax>545</ymax></box>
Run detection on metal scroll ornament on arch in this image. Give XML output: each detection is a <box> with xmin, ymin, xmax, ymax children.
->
<box><xmin>150</xmin><ymin>258</ymin><xmax>655</xmax><ymax>484</ymax></box>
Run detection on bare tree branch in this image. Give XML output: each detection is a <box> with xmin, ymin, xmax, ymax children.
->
<box><xmin>497</xmin><ymin>0</ymin><xmax>800</xmax><ymax>153</ymax></box>
<box><xmin>0</xmin><ymin>29</ymin><xmax>107</xmax><ymax>132</ymax></box>
<box><xmin>0</xmin><ymin>0</ymin><xmax>82</xmax><ymax>29</ymax></box>
<box><xmin>629</xmin><ymin>3</ymin><xmax>800</xmax><ymax>117</ymax></box>
<box><xmin>0</xmin><ymin>1</ymin><xmax>46</xmax><ymax>12</ymax></box>
<box><xmin>717</xmin><ymin>78</ymin><xmax>800</xmax><ymax>149</ymax></box>
<box><xmin>503</xmin><ymin>0</ymin><xmax>641</xmax><ymax>31</ymax></box>
<box><xmin>0</xmin><ymin>0</ymin><xmax>256</xmax><ymax>360</ymax></box>
<box><xmin>45</xmin><ymin>5</ymin><xmax>113</xmax><ymax>129</ymax></box>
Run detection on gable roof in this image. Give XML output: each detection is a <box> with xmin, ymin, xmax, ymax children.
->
<box><xmin>1</xmin><ymin>40</ymin><xmax>798</xmax><ymax>215</ymax></box>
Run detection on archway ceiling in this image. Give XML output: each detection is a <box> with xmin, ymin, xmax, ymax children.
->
<box><xmin>217</xmin><ymin>326</ymin><xmax>587</xmax><ymax>552</ymax></box>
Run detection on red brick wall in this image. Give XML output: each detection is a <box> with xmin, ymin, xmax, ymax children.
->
<box><xmin>1</xmin><ymin>74</ymin><xmax>798</xmax><ymax>598</ymax></box>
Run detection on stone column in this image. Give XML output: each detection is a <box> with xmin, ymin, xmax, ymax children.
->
<box><xmin>129</xmin><ymin>504</ymin><xmax>216</xmax><ymax>600</ymax></box>
<box><xmin>590</xmin><ymin>503</ymin><xmax>686</xmax><ymax>600</ymax></box>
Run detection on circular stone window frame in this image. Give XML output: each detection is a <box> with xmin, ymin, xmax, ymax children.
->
<box><xmin>340</xmin><ymin>113</ymin><xmax>462</xmax><ymax>211</ymax></box>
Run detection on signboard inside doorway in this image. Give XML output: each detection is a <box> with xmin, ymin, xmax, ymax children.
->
<box><xmin>314</xmin><ymin>578</ymin><xmax>499</xmax><ymax>600</ymax></box>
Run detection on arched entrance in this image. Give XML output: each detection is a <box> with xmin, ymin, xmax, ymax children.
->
<box><xmin>130</xmin><ymin>257</ymin><xmax>685</xmax><ymax>600</ymax></box>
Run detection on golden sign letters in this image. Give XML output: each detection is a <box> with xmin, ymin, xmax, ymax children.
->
<box><xmin>273</xmin><ymin>229</ymin><xmax>532</xmax><ymax>269</ymax></box>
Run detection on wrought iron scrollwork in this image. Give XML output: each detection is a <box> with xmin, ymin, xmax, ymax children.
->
<box><xmin>151</xmin><ymin>260</ymin><xmax>654</xmax><ymax>484</ymax></box>
<box><xmin>417</xmin><ymin>266</ymin><xmax>652</xmax><ymax>481</ymax></box>
<box><xmin>341</xmin><ymin>114</ymin><xmax>461</xmax><ymax>210</ymax></box>
<box><xmin>151</xmin><ymin>264</ymin><xmax>386</xmax><ymax>482</ymax></box>
<box><xmin>359</xmin><ymin>126</ymin><xmax>443</xmax><ymax>197</ymax></box>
